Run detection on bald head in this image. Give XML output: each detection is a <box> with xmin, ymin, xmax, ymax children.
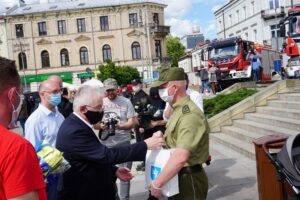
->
<box><xmin>39</xmin><ymin>80</ymin><xmax>62</xmax><ymax>110</ymax></box>
<box><xmin>48</xmin><ymin>75</ymin><xmax>63</xmax><ymax>89</ymax></box>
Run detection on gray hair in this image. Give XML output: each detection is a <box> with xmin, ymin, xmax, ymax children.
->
<box><xmin>73</xmin><ymin>85</ymin><xmax>105</xmax><ymax>110</ymax></box>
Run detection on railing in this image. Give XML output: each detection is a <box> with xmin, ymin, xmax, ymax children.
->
<box><xmin>150</xmin><ymin>25</ymin><xmax>170</xmax><ymax>35</ymax></box>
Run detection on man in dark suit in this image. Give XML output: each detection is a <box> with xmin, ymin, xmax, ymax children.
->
<box><xmin>56</xmin><ymin>85</ymin><xmax>165</xmax><ymax>200</ymax></box>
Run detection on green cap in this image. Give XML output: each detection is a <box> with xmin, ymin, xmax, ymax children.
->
<box><xmin>152</xmin><ymin>67</ymin><xmax>185</xmax><ymax>87</ymax></box>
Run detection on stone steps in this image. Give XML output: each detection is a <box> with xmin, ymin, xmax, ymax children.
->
<box><xmin>210</xmin><ymin>133</ymin><xmax>256</xmax><ymax>160</ymax></box>
<box><xmin>210</xmin><ymin>84</ymin><xmax>300</xmax><ymax>160</ymax></box>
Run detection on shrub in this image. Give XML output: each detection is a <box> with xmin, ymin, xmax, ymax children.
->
<box><xmin>204</xmin><ymin>89</ymin><xmax>257</xmax><ymax>118</ymax></box>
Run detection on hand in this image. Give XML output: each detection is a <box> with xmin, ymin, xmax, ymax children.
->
<box><xmin>144</xmin><ymin>131</ymin><xmax>165</xmax><ymax>150</ymax></box>
<box><xmin>146</xmin><ymin>120</ymin><xmax>157</xmax><ymax>129</ymax></box>
<box><xmin>116</xmin><ymin>167</ymin><xmax>134</xmax><ymax>181</ymax></box>
<box><xmin>150</xmin><ymin>182</ymin><xmax>163</xmax><ymax>198</ymax></box>
<box><xmin>93</xmin><ymin>123</ymin><xmax>107</xmax><ymax>130</ymax></box>
<box><xmin>115</xmin><ymin>124</ymin><xmax>123</xmax><ymax>130</ymax></box>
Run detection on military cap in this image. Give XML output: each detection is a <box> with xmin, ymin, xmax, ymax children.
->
<box><xmin>103</xmin><ymin>78</ymin><xmax>118</xmax><ymax>90</ymax></box>
<box><xmin>152</xmin><ymin>67</ymin><xmax>185</xmax><ymax>87</ymax></box>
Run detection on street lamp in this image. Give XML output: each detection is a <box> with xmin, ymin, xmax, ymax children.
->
<box><xmin>18</xmin><ymin>38</ymin><xmax>27</xmax><ymax>90</ymax></box>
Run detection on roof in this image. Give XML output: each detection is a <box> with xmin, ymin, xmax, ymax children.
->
<box><xmin>5</xmin><ymin>0</ymin><xmax>166</xmax><ymax>16</ymax></box>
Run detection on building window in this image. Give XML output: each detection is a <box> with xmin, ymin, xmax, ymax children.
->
<box><xmin>219</xmin><ymin>20</ymin><xmax>222</xmax><ymax>31</ymax></box>
<box><xmin>269</xmin><ymin>0</ymin><xmax>279</xmax><ymax>10</ymax></box>
<box><xmin>228</xmin><ymin>15</ymin><xmax>232</xmax><ymax>26</ymax></box>
<box><xmin>102</xmin><ymin>44</ymin><xmax>112</xmax><ymax>61</ymax></box>
<box><xmin>15</xmin><ymin>24</ymin><xmax>24</xmax><ymax>38</ymax></box>
<box><xmin>270</xmin><ymin>25</ymin><xmax>280</xmax><ymax>38</ymax></box>
<box><xmin>153</xmin><ymin>13</ymin><xmax>159</xmax><ymax>25</ymax></box>
<box><xmin>236</xmin><ymin>10</ymin><xmax>240</xmax><ymax>23</ymax></box>
<box><xmin>132</xmin><ymin>42</ymin><xmax>141</xmax><ymax>60</ymax></box>
<box><xmin>100</xmin><ymin>16</ymin><xmax>109</xmax><ymax>31</ymax></box>
<box><xmin>244</xmin><ymin>32</ymin><xmax>249</xmax><ymax>40</ymax></box>
<box><xmin>251</xmin><ymin>1</ymin><xmax>255</xmax><ymax>15</ymax></box>
<box><xmin>58</xmin><ymin>20</ymin><xmax>66</xmax><ymax>35</ymax></box>
<box><xmin>18</xmin><ymin>52</ymin><xmax>27</xmax><ymax>70</ymax></box>
<box><xmin>253</xmin><ymin>29</ymin><xmax>257</xmax><ymax>41</ymax></box>
<box><xmin>77</xmin><ymin>18</ymin><xmax>86</xmax><ymax>33</ymax></box>
<box><xmin>80</xmin><ymin>47</ymin><xmax>89</xmax><ymax>64</ymax></box>
<box><xmin>41</xmin><ymin>50</ymin><xmax>50</xmax><ymax>68</ymax></box>
<box><xmin>38</xmin><ymin>22</ymin><xmax>47</xmax><ymax>36</ymax></box>
<box><xmin>129</xmin><ymin>13</ymin><xmax>138</xmax><ymax>27</ymax></box>
<box><xmin>155</xmin><ymin>40</ymin><xmax>161</xmax><ymax>58</ymax></box>
<box><xmin>243</xmin><ymin>6</ymin><xmax>246</xmax><ymax>19</ymax></box>
<box><xmin>60</xmin><ymin>48</ymin><xmax>69</xmax><ymax>66</ymax></box>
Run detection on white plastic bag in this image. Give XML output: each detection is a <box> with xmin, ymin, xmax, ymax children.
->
<box><xmin>145</xmin><ymin>149</ymin><xmax>179</xmax><ymax>197</ymax></box>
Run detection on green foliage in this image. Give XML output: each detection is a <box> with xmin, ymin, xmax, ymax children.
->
<box><xmin>166</xmin><ymin>35</ymin><xmax>186</xmax><ymax>67</ymax></box>
<box><xmin>97</xmin><ymin>60</ymin><xmax>140</xmax><ymax>85</ymax></box>
<box><xmin>204</xmin><ymin>89</ymin><xmax>257</xmax><ymax>118</ymax></box>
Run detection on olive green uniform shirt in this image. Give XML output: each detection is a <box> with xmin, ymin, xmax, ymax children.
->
<box><xmin>165</xmin><ymin>96</ymin><xmax>209</xmax><ymax>166</ymax></box>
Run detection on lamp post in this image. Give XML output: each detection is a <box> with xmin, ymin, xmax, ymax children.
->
<box><xmin>18</xmin><ymin>38</ymin><xmax>27</xmax><ymax>90</ymax></box>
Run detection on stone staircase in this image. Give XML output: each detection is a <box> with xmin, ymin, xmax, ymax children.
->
<box><xmin>209</xmin><ymin>80</ymin><xmax>300</xmax><ymax>160</ymax></box>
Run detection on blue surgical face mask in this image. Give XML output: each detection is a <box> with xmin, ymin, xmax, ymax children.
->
<box><xmin>49</xmin><ymin>93</ymin><xmax>61</xmax><ymax>106</ymax></box>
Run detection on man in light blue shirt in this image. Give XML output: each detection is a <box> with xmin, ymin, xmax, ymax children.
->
<box><xmin>25</xmin><ymin>80</ymin><xmax>64</xmax><ymax>200</ymax></box>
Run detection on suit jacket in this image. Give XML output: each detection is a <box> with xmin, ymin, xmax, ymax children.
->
<box><xmin>56</xmin><ymin>113</ymin><xmax>147</xmax><ymax>200</ymax></box>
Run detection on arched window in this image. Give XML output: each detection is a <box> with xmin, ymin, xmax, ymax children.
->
<box><xmin>41</xmin><ymin>50</ymin><xmax>50</xmax><ymax>68</ymax></box>
<box><xmin>131</xmin><ymin>42</ymin><xmax>141</xmax><ymax>60</ymax></box>
<box><xmin>60</xmin><ymin>48</ymin><xmax>70</xmax><ymax>66</ymax></box>
<box><xmin>80</xmin><ymin>47</ymin><xmax>89</xmax><ymax>64</ymax></box>
<box><xmin>18</xmin><ymin>52</ymin><xmax>27</xmax><ymax>70</ymax></box>
<box><xmin>102</xmin><ymin>44</ymin><xmax>112</xmax><ymax>61</ymax></box>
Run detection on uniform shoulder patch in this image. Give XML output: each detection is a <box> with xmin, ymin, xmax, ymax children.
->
<box><xmin>182</xmin><ymin>105</ymin><xmax>190</xmax><ymax>114</ymax></box>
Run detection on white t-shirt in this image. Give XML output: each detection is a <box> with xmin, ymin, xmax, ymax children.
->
<box><xmin>101</xmin><ymin>95</ymin><xmax>135</xmax><ymax>147</ymax></box>
<box><xmin>163</xmin><ymin>88</ymin><xmax>204</xmax><ymax>120</ymax></box>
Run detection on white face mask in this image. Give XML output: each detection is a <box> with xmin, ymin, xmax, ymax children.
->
<box><xmin>132</xmin><ymin>85</ymin><xmax>141</xmax><ymax>93</ymax></box>
<box><xmin>158</xmin><ymin>87</ymin><xmax>174</xmax><ymax>103</ymax></box>
<box><xmin>9</xmin><ymin>91</ymin><xmax>23</xmax><ymax>128</ymax></box>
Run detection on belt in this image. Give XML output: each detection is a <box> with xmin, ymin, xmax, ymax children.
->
<box><xmin>179</xmin><ymin>164</ymin><xmax>202</xmax><ymax>175</ymax></box>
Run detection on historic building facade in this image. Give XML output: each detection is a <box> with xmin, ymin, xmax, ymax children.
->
<box><xmin>214</xmin><ymin>0</ymin><xmax>296</xmax><ymax>49</ymax></box>
<box><xmin>4</xmin><ymin>0</ymin><xmax>169</xmax><ymax>91</ymax></box>
<box><xmin>0</xmin><ymin>16</ymin><xmax>8</xmax><ymax>58</ymax></box>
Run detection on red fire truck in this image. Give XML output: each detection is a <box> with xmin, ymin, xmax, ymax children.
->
<box><xmin>208</xmin><ymin>37</ymin><xmax>280</xmax><ymax>85</ymax></box>
<box><xmin>279</xmin><ymin>6</ymin><xmax>300</xmax><ymax>78</ymax></box>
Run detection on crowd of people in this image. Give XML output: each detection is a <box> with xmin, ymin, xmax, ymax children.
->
<box><xmin>0</xmin><ymin>56</ymin><xmax>210</xmax><ymax>200</ymax></box>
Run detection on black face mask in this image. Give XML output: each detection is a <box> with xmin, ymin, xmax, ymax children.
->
<box><xmin>85</xmin><ymin>110</ymin><xmax>104</xmax><ymax>125</ymax></box>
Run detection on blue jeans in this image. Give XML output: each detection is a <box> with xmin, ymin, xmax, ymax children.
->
<box><xmin>252</xmin><ymin>69</ymin><xmax>261</xmax><ymax>81</ymax></box>
<box><xmin>201</xmin><ymin>80</ymin><xmax>210</xmax><ymax>93</ymax></box>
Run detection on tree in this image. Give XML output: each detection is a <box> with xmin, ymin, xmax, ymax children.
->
<box><xmin>166</xmin><ymin>35</ymin><xmax>185</xmax><ymax>67</ymax></box>
<box><xmin>97</xmin><ymin>60</ymin><xmax>140</xmax><ymax>85</ymax></box>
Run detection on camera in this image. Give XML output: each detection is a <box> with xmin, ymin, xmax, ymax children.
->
<box><xmin>99</xmin><ymin>112</ymin><xmax>119</xmax><ymax>141</ymax></box>
<box><xmin>134</xmin><ymin>101</ymin><xmax>162</xmax><ymax>128</ymax></box>
<box><xmin>105</xmin><ymin>117</ymin><xmax>118</xmax><ymax>136</ymax></box>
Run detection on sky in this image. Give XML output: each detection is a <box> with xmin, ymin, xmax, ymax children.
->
<box><xmin>0</xmin><ymin>0</ymin><xmax>229</xmax><ymax>40</ymax></box>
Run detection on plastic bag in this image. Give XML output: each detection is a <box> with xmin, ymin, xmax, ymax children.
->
<box><xmin>35</xmin><ymin>140</ymin><xmax>71</xmax><ymax>177</ymax></box>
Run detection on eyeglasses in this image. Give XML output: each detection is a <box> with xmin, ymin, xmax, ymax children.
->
<box><xmin>44</xmin><ymin>89</ymin><xmax>63</xmax><ymax>95</ymax></box>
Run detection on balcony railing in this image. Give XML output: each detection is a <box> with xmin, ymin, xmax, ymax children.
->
<box><xmin>152</xmin><ymin>57</ymin><xmax>171</xmax><ymax>65</ymax></box>
<box><xmin>150</xmin><ymin>25</ymin><xmax>170</xmax><ymax>36</ymax></box>
<box><xmin>261</xmin><ymin>6</ymin><xmax>285</xmax><ymax>20</ymax></box>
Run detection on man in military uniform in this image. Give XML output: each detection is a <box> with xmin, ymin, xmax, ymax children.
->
<box><xmin>149</xmin><ymin>67</ymin><xmax>209</xmax><ymax>200</ymax></box>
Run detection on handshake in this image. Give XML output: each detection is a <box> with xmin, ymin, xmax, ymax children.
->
<box><xmin>144</xmin><ymin>131</ymin><xmax>166</xmax><ymax>150</ymax></box>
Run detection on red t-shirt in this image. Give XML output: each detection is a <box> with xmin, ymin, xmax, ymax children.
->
<box><xmin>0</xmin><ymin>124</ymin><xmax>47</xmax><ymax>200</ymax></box>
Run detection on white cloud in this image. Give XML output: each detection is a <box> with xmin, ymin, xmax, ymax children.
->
<box><xmin>166</xmin><ymin>17</ymin><xmax>201</xmax><ymax>38</ymax></box>
<box><xmin>164</xmin><ymin>0</ymin><xmax>228</xmax><ymax>38</ymax></box>
<box><xmin>203</xmin><ymin>20</ymin><xmax>216</xmax><ymax>39</ymax></box>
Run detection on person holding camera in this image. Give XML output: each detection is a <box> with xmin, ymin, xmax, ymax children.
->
<box><xmin>94</xmin><ymin>78</ymin><xmax>136</xmax><ymax>200</ymax></box>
